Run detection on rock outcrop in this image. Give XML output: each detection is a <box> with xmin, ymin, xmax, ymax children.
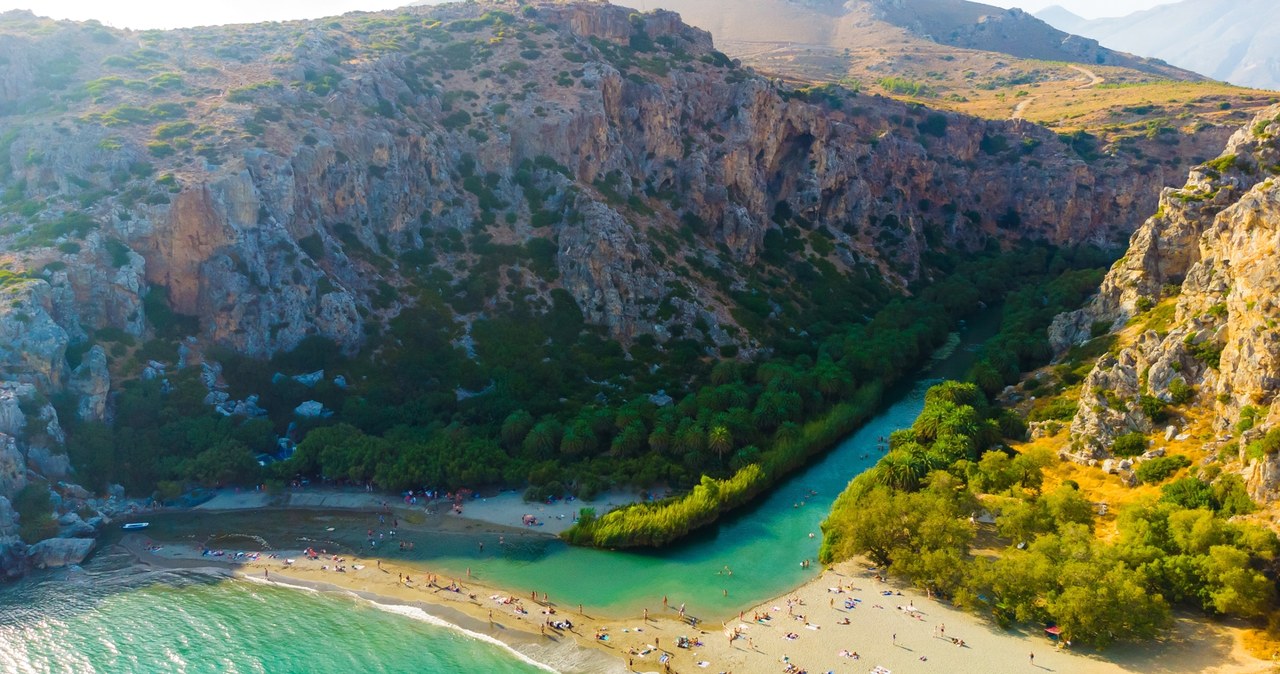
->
<box><xmin>25</xmin><ymin>537</ymin><xmax>94</xmax><ymax>569</ymax></box>
<box><xmin>68</xmin><ymin>345</ymin><xmax>110</xmax><ymax>423</ymax></box>
<box><xmin>0</xmin><ymin>537</ymin><xmax>27</xmax><ymax>580</ymax></box>
<box><xmin>0</xmin><ymin>280</ymin><xmax>68</xmax><ymax>392</ymax></box>
<box><xmin>0</xmin><ymin>433</ymin><xmax>25</xmax><ymax>501</ymax></box>
<box><xmin>0</xmin><ymin>383</ymin><xmax>29</xmax><ymax>437</ymax></box>
<box><xmin>1061</xmin><ymin>105</ymin><xmax>1280</xmax><ymax>481</ymax></box>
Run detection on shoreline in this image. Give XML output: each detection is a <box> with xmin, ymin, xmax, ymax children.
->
<box><xmin>121</xmin><ymin>535</ymin><xmax>628</xmax><ymax>674</ymax></box>
<box><xmin>188</xmin><ymin>486</ymin><xmax>639</xmax><ymax>536</ymax></box>
<box><xmin>120</xmin><ymin>534</ymin><xmax>1275</xmax><ymax>674</ymax></box>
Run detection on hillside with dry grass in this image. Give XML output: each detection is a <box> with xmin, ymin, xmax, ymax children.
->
<box><xmin>648</xmin><ymin>0</ymin><xmax>1279</xmax><ymax>156</ymax></box>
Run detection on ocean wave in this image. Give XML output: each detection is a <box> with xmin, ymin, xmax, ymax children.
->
<box><xmin>365</xmin><ymin>602</ymin><xmax>561</xmax><ymax>673</ymax></box>
<box><xmin>238</xmin><ymin>575</ymin><xmax>561</xmax><ymax>673</ymax></box>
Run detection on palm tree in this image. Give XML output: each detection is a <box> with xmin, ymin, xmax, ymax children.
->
<box><xmin>709</xmin><ymin>425</ymin><xmax>732</xmax><ymax>460</ymax></box>
<box><xmin>875</xmin><ymin>448</ymin><xmax>928</xmax><ymax>491</ymax></box>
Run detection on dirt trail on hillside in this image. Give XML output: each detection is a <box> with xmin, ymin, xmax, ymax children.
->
<box><xmin>1012</xmin><ymin>64</ymin><xmax>1106</xmax><ymax>120</ymax></box>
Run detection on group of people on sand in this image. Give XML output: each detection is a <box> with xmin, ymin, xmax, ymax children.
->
<box><xmin>706</xmin><ymin>573</ymin><xmax>978</xmax><ymax>674</ymax></box>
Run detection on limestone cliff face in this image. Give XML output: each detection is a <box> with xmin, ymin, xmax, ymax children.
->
<box><xmin>0</xmin><ymin>280</ymin><xmax>68</xmax><ymax>391</ymax></box>
<box><xmin>0</xmin><ymin>2</ymin><xmax>1172</xmax><ymax>368</ymax></box>
<box><xmin>1060</xmin><ymin>106</ymin><xmax>1280</xmax><ymax>496</ymax></box>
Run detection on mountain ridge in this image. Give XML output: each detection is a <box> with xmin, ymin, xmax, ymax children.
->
<box><xmin>1035</xmin><ymin>0</ymin><xmax>1280</xmax><ymax>90</ymax></box>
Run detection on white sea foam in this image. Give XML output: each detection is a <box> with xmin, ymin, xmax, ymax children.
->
<box><xmin>237</xmin><ymin>575</ymin><xmax>560</xmax><ymax>673</ymax></box>
<box><xmin>364</xmin><ymin>601</ymin><xmax>561</xmax><ymax>673</ymax></box>
<box><xmin>239</xmin><ymin>574</ymin><xmax>321</xmax><ymax>595</ymax></box>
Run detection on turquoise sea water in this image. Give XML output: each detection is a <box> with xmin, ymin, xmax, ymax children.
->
<box><xmin>0</xmin><ymin>548</ymin><xmax>553</xmax><ymax>674</ymax></box>
<box><xmin>0</xmin><ymin>313</ymin><xmax>997</xmax><ymax>672</ymax></box>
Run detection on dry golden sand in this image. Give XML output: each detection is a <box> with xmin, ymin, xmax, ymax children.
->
<box><xmin>123</xmin><ymin>535</ymin><xmax>1274</xmax><ymax>674</ymax></box>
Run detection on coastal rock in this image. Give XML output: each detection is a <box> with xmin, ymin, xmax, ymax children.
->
<box><xmin>56</xmin><ymin>513</ymin><xmax>95</xmax><ymax>539</ymax></box>
<box><xmin>26</xmin><ymin>537</ymin><xmax>94</xmax><ymax>569</ymax></box>
<box><xmin>0</xmin><ymin>537</ymin><xmax>28</xmax><ymax>579</ymax></box>
<box><xmin>57</xmin><ymin>482</ymin><xmax>91</xmax><ymax>501</ymax></box>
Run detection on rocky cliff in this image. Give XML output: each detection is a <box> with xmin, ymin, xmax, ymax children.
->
<box><xmin>0</xmin><ymin>0</ymin><xmax>1199</xmax><ymax>575</ymax></box>
<box><xmin>1055</xmin><ymin>104</ymin><xmax>1280</xmax><ymax>500</ymax></box>
<box><xmin>0</xmin><ymin>2</ymin><xmax>1170</xmax><ymax>370</ymax></box>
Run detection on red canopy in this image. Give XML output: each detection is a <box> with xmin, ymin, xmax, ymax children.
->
<box><xmin>1045</xmin><ymin>626</ymin><xmax>1062</xmax><ymax>635</ymax></box>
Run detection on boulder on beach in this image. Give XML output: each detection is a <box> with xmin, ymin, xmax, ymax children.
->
<box><xmin>26</xmin><ymin>537</ymin><xmax>95</xmax><ymax>569</ymax></box>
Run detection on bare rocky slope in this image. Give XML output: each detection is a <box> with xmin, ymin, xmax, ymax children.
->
<box><xmin>0</xmin><ymin>0</ymin><xmax>1192</xmax><ymax>575</ymax></box>
<box><xmin>628</xmin><ymin>0</ymin><xmax>1269</xmax><ymax>167</ymax></box>
<box><xmin>1053</xmin><ymin>103</ymin><xmax>1280</xmax><ymax>501</ymax></box>
<box><xmin>643</xmin><ymin>0</ymin><xmax>1192</xmax><ymax>77</ymax></box>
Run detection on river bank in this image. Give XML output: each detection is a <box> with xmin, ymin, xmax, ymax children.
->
<box><xmin>121</xmin><ymin>533</ymin><xmax>1272</xmax><ymax>674</ymax></box>
<box><xmin>191</xmin><ymin>486</ymin><xmax>639</xmax><ymax>536</ymax></box>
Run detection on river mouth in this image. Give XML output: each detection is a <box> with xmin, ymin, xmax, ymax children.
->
<box><xmin>131</xmin><ymin>308</ymin><xmax>1002</xmax><ymax>622</ymax></box>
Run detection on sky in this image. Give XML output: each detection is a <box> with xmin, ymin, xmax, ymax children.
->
<box><xmin>0</xmin><ymin>0</ymin><xmax>1183</xmax><ymax>29</ymax></box>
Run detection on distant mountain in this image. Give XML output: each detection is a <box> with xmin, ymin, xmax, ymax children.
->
<box><xmin>1032</xmin><ymin>4</ymin><xmax>1086</xmax><ymax>34</ymax></box>
<box><xmin>648</xmin><ymin>0</ymin><xmax>1196</xmax><ymax>79</ymax></box>
<box><xmin>1036</xmin><ymin>0</ymin><xmax>1280</xmax><ymax>90</ymax></box>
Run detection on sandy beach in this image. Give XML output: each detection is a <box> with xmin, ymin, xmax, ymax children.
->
<box><xmin>121</xmin><ymin>526</ymin><xmax>1275</xmax><ymax>674</ymax></box>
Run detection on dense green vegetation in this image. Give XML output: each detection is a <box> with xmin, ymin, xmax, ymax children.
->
<box><xmin>60</xmin><ymin>245</ymin><xmax>1109</xmax><ymax>523</ymax></box>
<box><xmin>966</xmin><ymin>266</ymin><xmax>1106</xmax><ymax>398</ymax></box>
<box><xmin>563</xmin><ymin>247</ymin><xmax>1113</xmax><ymax>547</ymax></box>
<box><xmin>62</xmin><ymin>369</ymin><xmax>275</xmax><ymax>499</ymax></box>
<box><xmin>13</xmin><ymin>482</ymin><xmax>58</xmax><ymax>542</ymax></box>
<box><xmin>821</xmin><ymin>381</ymin><xmax>1277</xmax><ymax>647</ymax></box>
